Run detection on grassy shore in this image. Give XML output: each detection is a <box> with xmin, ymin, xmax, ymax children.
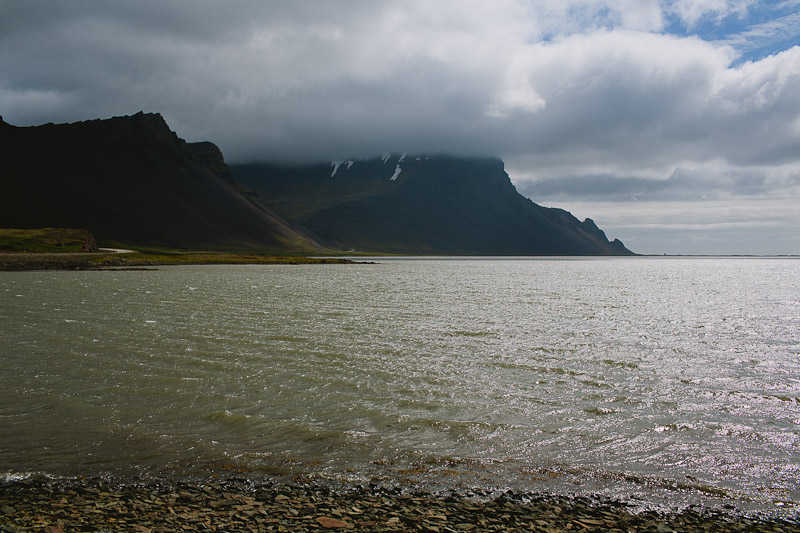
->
<box><xmin>0</xmin><ymin>228</ymin><xmax>97</xmax><ymax>254</ymax></box>
<box><xmin>92</xmin><ymin>251</ymin><xmax>361</xmax><ymax>268</ymax></box>
<box><xmin>0</xmin><ymin>228</ymin><xmax>366</xmax><ymax>270</ymax></box>
<box><xmin>0</xmin><ymin>250</ymin><xmax>361</xmax><ymax>271</ymax></box>
<box><xmin>0</xmin><ymin>477</ymin><xmax>795</xmax><ymax>532</ymax></box>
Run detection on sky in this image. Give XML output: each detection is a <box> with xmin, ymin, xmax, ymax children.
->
<box><xmin>1</xmin><ymin>1</ymin><xmax>799</xmax><ymax>255</ymax></box>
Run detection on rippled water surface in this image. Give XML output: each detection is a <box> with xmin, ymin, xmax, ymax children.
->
<box><xmin>2</xmin><ymin>258</ymin><xmax>799</xmax><ymax>516</ymax></box>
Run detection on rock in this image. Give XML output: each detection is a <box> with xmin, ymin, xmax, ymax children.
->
<box><xmin>315</xmin><ymin>516</ymin><xmax>353</xmax><ymax>528</ymax></box>
<box><xmin>0</xmin><ymin>477</ymin><xmax>796</xmax><ymax>532</ymax></box>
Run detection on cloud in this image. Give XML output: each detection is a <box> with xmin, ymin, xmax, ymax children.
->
<box><xmin>517</xmin><ymin>161</ymin><xmax>800</xmax><ymax>201</ymax></box>
<box><xmin>1</xmin><ymin>0</ymin><xmax>798</xmax><ymax>253</ymax></box>
<box><xmin>667</xmin><ymin>0</ymin><xmax>755</xmax><ymax>28</ymax></box>
<box><xmin>501</xmin><ymin>33</ymin><xmax>800</xmax><ymax>192</ymax></box>
<box><xmin>3</xmin><ymin>2</ymin><xmax>796</xmax><ymax>164</ymax></box>
<box><xmin>542</xmin><ymin>195</ymin><xmax>800</xmax><ymax>255</ymax></box>
<box><xmin>719</xmin><ymin>10</ymin><xmax>800</xmax><ymax>52</ymax></box>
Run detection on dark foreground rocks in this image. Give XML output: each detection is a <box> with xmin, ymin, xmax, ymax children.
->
<box><xmin>0</xmin><ymin>478</ymin><xmax>796</xmax><ymax>532</ymax></box>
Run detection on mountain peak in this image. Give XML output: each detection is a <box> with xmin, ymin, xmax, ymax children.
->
<box><xmin>0</xmin><ymin>113</ymin><xmax>320</xmax><ymax>251</ymax></box>
<box><xmin>129</xmin><ymin>111</ymin><xmax>170</xmax><ymax>130</ymax></box>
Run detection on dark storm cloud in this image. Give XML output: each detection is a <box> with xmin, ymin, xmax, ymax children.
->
<box><xmin>1</xmin><ymin>1</ymin><xmax>526</xmax><ymax>160</ymax></box>
<box><xmin>2</xmin><ymin>1</ymin><xmax>798</xmax><ymax>166</ymax></box>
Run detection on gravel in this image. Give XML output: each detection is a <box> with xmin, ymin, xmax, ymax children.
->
<box><xmin>1</xmin><ymin>477</ymin><xmax>796</xmax><ymax>532</ymax></box>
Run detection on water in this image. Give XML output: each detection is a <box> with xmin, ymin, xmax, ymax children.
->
<box><xmin>1</xmin><ymin>257</ymin><xmax>798</xmax><ymax>517</ymax></box>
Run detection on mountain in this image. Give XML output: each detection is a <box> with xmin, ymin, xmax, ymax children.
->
<box><xmin>1</xmin><ymin>112</ymin><xmax>632</xmax><ymax>255</ymax></box>
<box><xmin>232</xmin><ymin>155</ymin><xmax>633</xmax><ymax>255</ymax></box>
<box><xmin>0</xmin><ymin>113</ymin><xmax>320</xmax><ymax>251</ymax></box>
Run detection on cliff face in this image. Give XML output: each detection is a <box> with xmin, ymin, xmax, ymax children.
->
<box><xmin>233</xmin><ymin>156</ymin><xmax>634</xmax><ymax>255</ymax></box>
<box><xmin>0</xmin><ymin>113</ymin><xmax>320</xmax><ymax>251</ymax></box>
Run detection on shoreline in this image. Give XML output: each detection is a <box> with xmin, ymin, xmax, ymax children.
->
<box><xmin>0</xmin><ymin>252</ymin><xmax>362</xmax><ymax>271</ymax></box>
<box><xmin>1</xmin><ymin>476</ymin><xmax>796</xmax><ymax>532</ymax></box>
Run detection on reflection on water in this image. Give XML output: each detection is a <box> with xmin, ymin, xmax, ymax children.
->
<box><xmin>1</xmin><ymin>257</ymin><xmax>799</xmax><ymax>517</ymax></box>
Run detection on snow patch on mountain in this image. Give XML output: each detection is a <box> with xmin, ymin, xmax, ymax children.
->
<box><xmin>390</xmin><ymin>165</ymin><xmax>402</xmax><ymax>181</ymax></box>
<box><xmin>331</xmin><ymin>160</ymin><xmax>354</xmax><ymax>177</ymax></box>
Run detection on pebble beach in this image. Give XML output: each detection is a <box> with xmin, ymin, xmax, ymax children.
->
<box><xmin>1</xmin><ymin>477</ymin><xmax>796</xmax><ymax>532</ymax></box>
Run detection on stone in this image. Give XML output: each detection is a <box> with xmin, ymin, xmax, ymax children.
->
<box><xmin>0</xmin><ymin>477</ymin><xmax>796</xmax><ymax>533</ymax></box>
<box><xmin>315</xmin><ymin>516</ymin><xmax>353</xmax><ymax>528</ymax></box>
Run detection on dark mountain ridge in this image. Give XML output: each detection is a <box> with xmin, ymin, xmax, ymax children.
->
<box><xmin>0</xmin><ymin>113</ymin><xmax>320</xmax><ymax>251</ymax></box>
<box><xmin>233</xmin><ymin>155</ymin><xmax>633</xmax><ymax>255</ymax></box>
<box><xmin>1</xmin><ymin>112</ymin><xmax>631</xmax><ymax>255</ymax></box>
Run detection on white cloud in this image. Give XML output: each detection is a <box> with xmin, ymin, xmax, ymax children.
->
<box><xmin>718</xmin><ymin>10</ymin><xmax>800</xmax><ymax>51</ymax></box>
<box><xmin>666</xmin><ymin>0</ymin><xmax>755</xmax><ymax>28</ymax></box>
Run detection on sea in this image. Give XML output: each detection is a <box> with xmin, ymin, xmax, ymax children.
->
<box><xmin>1</xmin><ymin>257</ymin><xmax>798</xmax><ymax>519</ymax></box>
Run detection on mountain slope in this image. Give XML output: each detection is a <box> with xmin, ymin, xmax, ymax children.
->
<box><xmin>233</xmin><ymin>155</ymin><xmax>633</xmax><ymax>255</ymax></box>
<box><xmin>0</xmin><ymin>113</ymin><xmax>320</xmax><ymax>251</ymax></box>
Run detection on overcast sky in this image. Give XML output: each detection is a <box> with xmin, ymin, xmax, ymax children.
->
<box><xmin>2</xmin><ymin>1</ymin><xmax>799</xmax><ymax>254</ymax></box>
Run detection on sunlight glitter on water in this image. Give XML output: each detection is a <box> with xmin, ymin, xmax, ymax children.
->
<box><xmin>1</xmin><ymin>258</ymin><xmax>799</xmax><ymax>517</ymax></box>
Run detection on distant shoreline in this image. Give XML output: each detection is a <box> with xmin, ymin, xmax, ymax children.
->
<box><xmin>0</xmin><ymin>251</ymin><xmax>363</xmax><ymax>271</ymax></box>
<box><xmin>4</xmin><ymin>252</ymin><xmax>800</xmax><ymax>272</ymax></box>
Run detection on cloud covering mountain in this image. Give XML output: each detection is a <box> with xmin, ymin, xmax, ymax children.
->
<box><xmin>2</xmin><ymin>0</ymin><xmax>799</xmax><ymax>254</ymax></box>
